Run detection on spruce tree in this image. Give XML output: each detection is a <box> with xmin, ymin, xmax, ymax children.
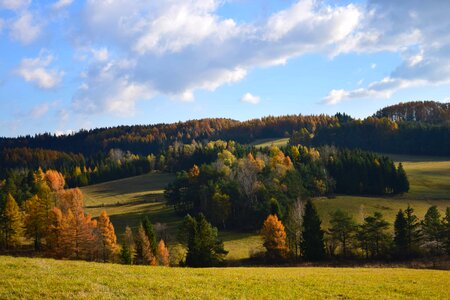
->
<box><xmin>300</xmin><ymin>200</ymin><xmax>325</xmax><ymax>260</ymax></box>
<box><xmin>142</xmin><ymin>216</ymin><xmax>157</xmax><ymax>255</ymax></box>
<box><xmin>393</xmin><ymin>209</ymin><xmax>407</xmax><ymax>258</ymax></box>
<box><xmin>179</xmin><ymin>213</ymin><xmax>228</xmax><ymax>267</ymax></box>
<box><xmin>120</xmin><ymin>242</ymin><xmax>132</xmax><ymax>265</ymax></box>
<box><xmin>422</xmin><ymin>206</ymin><xmax>444</xmax><ymax>255</ymax></box>
<box><xmin>394</xmin><ymin>163</ymin><xmax>409</xmax><ymax>194</ymax></box>
<box><xmin>404</xmin><ymin>205</ymin><xmax>421</xmax><ymax>257</ymax></box>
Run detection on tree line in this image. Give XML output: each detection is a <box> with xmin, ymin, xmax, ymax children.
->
<box><xmin>1</xmin><ymin>101</ymin><xmax>447</xmax><ymax>188</ymax></box>
<box><xmin>260</xmin><ymin>201</ymin><xmax>450</xmax><ymax>262</ymax></box>
<box><xmin>0</xmin><ymin>169</ymin><xmax>170</xmax><ymax>266</ymax></box>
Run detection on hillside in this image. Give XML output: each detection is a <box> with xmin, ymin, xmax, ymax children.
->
<box><xmin>81</xmin><ymin>154</ymin><xmax>450</xmax><ymax>260</ymax></box>
<box><xmin>1</xmin><ymin>256</ymin><xmax>449</xmax><ymax>299</ymax></box>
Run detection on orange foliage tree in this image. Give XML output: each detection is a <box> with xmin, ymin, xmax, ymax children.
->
<box><xmin>261</xmin><ymin>214</ymin><xmax>288</xmax><ymax>260</ymax></box>
<box><xmin>45</xmin><ymin>170</ymin><xmax>65</xmax><ymax>192</ymax></box>
<box><xmin>97</xmin><ymin>210</ymin><xmax>119</xmax><ymax>262</ymax></box>
<box><xmin>156</xmin><ymin>239</ymin><xmax>170</xmax><ymax>266</ymax></box>
<box><xmin>135</xmin><ymin>225</ymin><xmax>156</xmax><ymax>265</ymax></box>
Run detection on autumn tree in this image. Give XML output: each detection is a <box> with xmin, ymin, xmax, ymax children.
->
<box><xmin>45</xmin><ymin>170</ymin><xmax>65</xmax><ymax>192</ymax></box>
<box><xmin>261</xmin><ymin>214</ymin><xmax>288</xmax><ymax>260</ymax></box>
<box><xmin>46</xmin><ymin>207</ymin><xmax>64</xmax><ymax>257</ymax></box>
<box><xmin>123</xmin><ymin>226</ymin><xmax>135</xmax><ymax>262</ymax></box>
<box><xmin>156</xmin><ymin>239</ymin><xmax>170</xmax><ymax>266</ymax></box>
<box><xmin>1</xmin><ymin>194</ymin><xmax>23</xmax><ymax>249</ymax></box>
<box><xmin>97</xmin><ymin>210</ymin><xmax>118</xmax><ymax>262</ymax></box>
<box><xmin>135</xmin><ymin>224</ymin><xmax>156</xmax><ymax>265</ymax></box>
<box><xmin>301</xmin><ymin>200</ymin><xmax>325</xmax><ymax>260</ymax></box>
<box><xmin>328</xmin><ymin>209</ymin><xmax>357</xmax><ymax>257</ymax></box>
<box><xmin>285</xmin><ymin>199</ymin><xmax>304</xmax><ymax>257</ymax></box>
<box><xmin>23</xmin><ymin>195</ymin><xmax>49</xmax><ymax>250</ymax></box>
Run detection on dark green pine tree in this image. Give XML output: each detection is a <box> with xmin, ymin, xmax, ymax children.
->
<box><xmin>179</xmin><ymin>213</ymin><xmax>228</xmax><ymax>267</ymax></box>
<box><xmin>404</xmin><ymin>205</ymin><xmax>421</xmax><ymax>257</ymax></box>
<box><xmin>393</xmin><ymin>209</ymin><xmax>407</xmax><ymax>258</ymax></box>
<box><xmin>422</xmin><ymin>206</ymin><xmax>444</xmax><ymax>255</ymax></box>
<box><xmin>142</xmin><ymin>216</ymin><xmax>157</xmax><ymax>254</ymax></box>
<box><xmin>394</xmin><ymin>163</ymin><xmax>409</xmax><ymax>194</ymax></box>
<box><xmin>301</xmin><ymin>200</ymin><xmax>325</xmax><ymax>260</ymax></box>
<box><xmin>329</xmin><ymin>209</ymin><xmax>357</xmax><ymax>257</ymax></box>
<box><xmin>120</xmin><ymin>242</ymin><xmax>132</xmax><ymax>265</ymax></box>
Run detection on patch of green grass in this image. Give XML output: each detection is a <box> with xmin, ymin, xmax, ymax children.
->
<box><xmin>251</xmin><ymin>138</ymin><xmax>290</xmax><ymax>148</ymax></box>
<box><xmin>1</xmin><ymin>256</ymin><xmax>449</xmax><ymax>299</ymax></box>
<box><xmin>314</xmin><ymin>196</ymin><xmax>449</xmax><ymax>229</ymax></box>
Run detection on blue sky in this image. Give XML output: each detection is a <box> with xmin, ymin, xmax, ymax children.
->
<box><xmin>1</xmin><ymin>0</ymin><xmax>449</xmax><ymax>137</ymax></box>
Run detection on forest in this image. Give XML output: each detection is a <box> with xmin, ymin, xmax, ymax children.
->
<box><xmin>0</xmin><ymin>101</ymin><xmax>449</xmax><ymax>267</ymax></box>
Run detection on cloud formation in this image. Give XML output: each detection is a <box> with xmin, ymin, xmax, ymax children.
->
<box><xmin>241</xmin><ymin>92</ymin><xmax>261</xmax><ymax>104</ymax></box>
<box><xmin>324</xmin><ymin>0</ymin><xmax>450</xmax><ymax>104</ymax></box>
<box><xmin>72</xmin><ymin>0</ymin><xmax>361</xmax><ymax>115</ymax></box>
<box><xmin>16</xmin><ymin>52</ymin><xmax>64</xmax><ymax>89</ymax></box>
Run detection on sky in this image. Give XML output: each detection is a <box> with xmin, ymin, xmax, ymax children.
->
<box><xmin>1</xmin><ymin>0</ymin><xmax>450</xmax><ymax>137</ymax></box>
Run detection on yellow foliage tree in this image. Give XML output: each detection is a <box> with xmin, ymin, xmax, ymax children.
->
<box><xmin>136</xmin><ymin>225</ymin><xmax>156</xmax><ymax>265</ymax></box>
<box><xmin>261</xmin><ymin>214</ymin><xmax>288</xmax><ymax>260</ymax></box>
<box><xmin>47</xmin><ymin>207</ymin><xmax>64</xmax><ymax>257</ymax></box>
<box><xmin>97</xmin><ymin>210</ymin><xmax>119</xmax><ymax>262</ymax></box>
<box><xmin>156</xmin><ymin>239</ymin><xmax>170</xmax><ymax>266</ymax></box>
<box><xmin>23</xmin><ymin>195</ymin><xmax>49</xmax><ymax>250</ymax></box>
<box><xmin>2</xmin><ymin>194</ymin><xmax>23</xmax><ymax>249</ymax></box>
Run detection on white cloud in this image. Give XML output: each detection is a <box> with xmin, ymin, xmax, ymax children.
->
<box><xmin>10</xmin><ymin>11</ymin><xmax>41</xmax><ymax>44</ymax></box>
<box><xmin>52</xmin><ymin>0</ymin><xmax>73</xmax><ymax>10</ymax></box>
<box><xmin>16</xmin><ymin>52</ymin><xmax>64</xmax><ymax>89</ymax></box>
<box><xmin>72</xmin><ymin>0</ymin><xmax>361</xmax><ymax>114</ymax></box>
<box><xmin>324</xmin><ymin>0</ymin><xmax>450</xmax><ymax>104</ymax></box>
<box><xmin>371</xmin><ymin>63</ymin><xmax>376</xmax><ymax>69</ymax></box>
<box><xmin>241</xmin><ymin>92</ymin><xmax>260</xmax><ymax>104</ymax></box>
<box><xmin>0</xmin><ymin>0</ymin><xmax>30</xmax><ymax>10</ymax></box>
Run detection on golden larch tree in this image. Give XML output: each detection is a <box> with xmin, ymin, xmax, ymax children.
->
<box><xmin>45</xmin><ymin>170</ymin><xmax>65</xmax><ymax>192</ymax></box>
<box><xmin>135</xmin><ymin>225</ymin><xmax>156</xmax><ymax>265</ymax></box>
<box><xmin>261</xmin><ymin>214</ymin><xmax>288</xmax><ymax>260</ymax></box>
<box><xmin>156</xmin><ymin>239</ymin><xmax>170</xmax><ymax>266</ymax></box>
<box><xmin>97</xmin><ymin>210</ymin><xmax>119</xmax><ymax>262</ymax></box>
<box><xmin>3</xmin><ymin>194</ymin><xmax>23</xmax><ymax>249</ymax></box>
<box><xmin>46</xmin><ymin>207</ymin><xmax>64</xmax><ymax>257</ymax></box>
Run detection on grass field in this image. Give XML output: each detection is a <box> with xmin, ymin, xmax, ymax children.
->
<box><xmin>1</xmin><ymin>256</ymin><xmax>449</xmax><ymax>299</ymax></box>
<box><xmin>251</xmin><ymin>137</ymin><xmax>290</xmax><ymax>148</ymax></box>
<box><xmin>81</xmin><ymin>155</ymin><xmax>450</xmax><ymax>260</ymax></box>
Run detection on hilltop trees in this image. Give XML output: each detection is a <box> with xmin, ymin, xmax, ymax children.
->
<box><xmin>261</xmin><ymin>214</ymin><xmax>288</xmax><ymax>260</ymax></box>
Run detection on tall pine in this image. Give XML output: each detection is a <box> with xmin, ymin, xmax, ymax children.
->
<box><xmin>393</xmin><ymin>209</ymin><xmax>407</xmax><ymax>258</ymax></box>
<box><xmin>300</xmin><ymin>200</ymin><xmax>325</xmax><ymax>260</ymax></box>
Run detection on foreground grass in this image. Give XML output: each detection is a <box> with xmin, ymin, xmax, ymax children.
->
<box><xmin>1</xmin><ymin>256</ymin><xmax>449</xmax><ymax>299</ymax></box>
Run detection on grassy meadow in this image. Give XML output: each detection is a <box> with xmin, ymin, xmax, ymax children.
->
<box><xmin>81</xmin><ymin>153</ymin><xmax>450</xmax><ymax>260</ymax></box>
<box><xmin>1</xmin><ymin>256</ymin><xmax>449</xmax><ymax>299</ymax></box>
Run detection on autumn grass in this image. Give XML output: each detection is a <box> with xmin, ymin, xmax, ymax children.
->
<box><xmin>1</xmin><ymin>255</ymin><xmax>449</xmax><ymax>299</ymax></box>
